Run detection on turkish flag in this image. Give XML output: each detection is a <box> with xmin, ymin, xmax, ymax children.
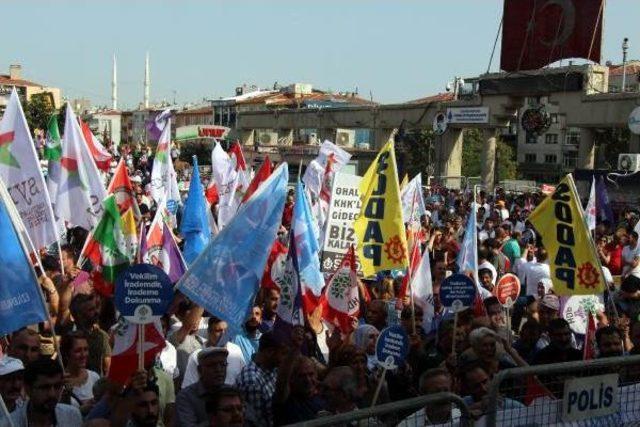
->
<box><xmin>500</xmin><ymin>0</ymin><xmax>603</xmax><ymax>72</ymax></box>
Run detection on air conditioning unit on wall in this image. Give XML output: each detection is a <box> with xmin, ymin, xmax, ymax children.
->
<box><xmin>335</xmin><ymin>128</ymin><xmax>356</xmax><ymax>147</ymax></box>
<box><xmin>618</xmin><ymin>153</ymin><xmax>640</xmax><ymax>172</ymax></box>
<box><xmin>256</xmin><ymin>131</ymin><xmax>278</xmax><ymax>146</ymax></box>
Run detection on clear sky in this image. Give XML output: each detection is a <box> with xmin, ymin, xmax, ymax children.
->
<box><xmin>2</xmin><ymin>0</ymin><xmax>639</xmax><ymax>109</ymax></box>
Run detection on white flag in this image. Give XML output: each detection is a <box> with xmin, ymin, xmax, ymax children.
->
<box><xmin>55</xmin><ymin>104</ymin><xmax>108</xmax><ymax>230</ymax></box>
<box><xmin>211</xmin><ymin>143</ymin><xmax>239</xmax><ymax>228</ymax></box>
<box><xmin>150</xmin><ymin>120</ymin><xmax>180</xmax><ymax>207</ymax></box>
<box><xmin>586</xmin><ymin>176</ymin><xmax>596</xmax><ymax>232</ymax></box>
<box><xmin>411</xmin><ymin>246</ymin><xmax>435</xmax><ymax>332</ymax></box>
<box><xmin>0</xmin><ymin>89</ymin><xmax>59</xmax><ymax>248</ymax></box>
<box><xmin>401</xmin><ymin>174</ymin><xmax>427</xmax><ymax>223</ymax></box>
<box><xmin>302</xmin><ymin>140</ymin><xmax>351</xmax><ymax>196</ymax></box>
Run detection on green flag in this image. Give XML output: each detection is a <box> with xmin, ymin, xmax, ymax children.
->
<box><xmin>44</xmin><ymin>115</ymin><xmax>62</xmax><ymax>161</ymax></box>
<box><xmin>81</xmin><ymin>195</ymin><xmax>130</xmax><ymax>285</ymax></box>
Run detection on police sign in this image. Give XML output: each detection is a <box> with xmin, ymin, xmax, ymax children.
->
<box><xmin>562</xmin><ymin>374</ymin><xmax>619</xmax><ymax>422</ymax></box>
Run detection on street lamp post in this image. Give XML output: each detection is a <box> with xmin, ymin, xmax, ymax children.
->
<box><xmin>622</xmin><ymin>38</ymin><xmax>630</xmax><ymax>92</ymax></box>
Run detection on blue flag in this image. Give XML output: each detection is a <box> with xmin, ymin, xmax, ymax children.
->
<box><xmin>276</xmin><ymin>232</ymin><xmax>304</xmax><ymax>326</ymax></box>
<box><xmin>456</xmin><ymin>202</ymin><xmax>479</xmax><ymax>285</ymax></box>
<box><xmin>596</xmin><ymin>176</ymin><xmax>615</xmax><ymax>226</ymax></box>
<box><xmin>177</xmin><ymin>163</ymin><xmax>288</xmax><ymax>335</ymax></box>
<box><xmin>0</xmin><ymin>187</ymin><xmax>48</xmax><ymax>336</ymax></box>
<box><xmin>180</xmin><ymin>156</ymin><xmax>211</xmax><ymax>265</ymax></box>
<box><xmin>292</xmin><ymin>181</ymin><xmax>324</xmax><ymax>313</ymax></box>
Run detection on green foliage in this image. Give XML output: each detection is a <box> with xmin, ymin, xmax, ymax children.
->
<box><xmin>24</xmin><ymin>92</ymin><xmax>55</xmax><ymax>134</ymax></box>
<box><xmin>401</xmin><ymin>129</ymin><xmax>436</xmax><ymax>178</ymax></box>
<box><xmin>593</xmin><ymin>127</ymin><xmax>630</xmax><ymax>169</ymax></box>
<box><xmin>179</xmin><ymin>141</ymin><xmax>213</xmax><ymax>165</ymax></box>
<box><xmin>462</xmin><ymin>128</ymin><xmax>517</xmax><ymax>181</ymax></box>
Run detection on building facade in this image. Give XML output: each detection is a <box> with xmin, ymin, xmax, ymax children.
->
<box><xmin>0</xmin><ymin>64</ymin><xmax>62</xmax><ymax>115</ymax></box>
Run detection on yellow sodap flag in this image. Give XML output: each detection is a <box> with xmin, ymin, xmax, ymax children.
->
<box><xmin>528</xmin><ymin>174</ymin><xmax>605</xmax><ymax>295</ymax></box>
<box><xmin>354</xmin><ymin>139</ymin><xmax>409</xmax><ymax>277</ymax></box>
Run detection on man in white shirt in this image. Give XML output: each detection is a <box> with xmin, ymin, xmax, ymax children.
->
<box><xmin>622</xmin><ymin>231</ymin><xmax>640</xmax><ymax>278</ymax></box>
<box><xmin>518</xmin><ymin>247</ymin><xmax>551</xmax><ymax>296</ymax></box>
<box><xmin>181</xmin><ymin>317</ymin><xmax>245</xmax><ymax>389</ymax></box>
<box><xmin>397</xmin><ymin>368</ymin><xmax>460</xmax><ymax>426</ymax></box>
<box><xmin>478</xmin><ymin>218</ymin><xmax>496</xmax><ymax>244</ymax></box>
<box><xmin>8</xmin><ymin>358</ymin><xmax>82</xmax><ymax>427</ymax></box>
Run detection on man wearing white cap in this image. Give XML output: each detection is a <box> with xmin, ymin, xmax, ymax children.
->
<box><xmin>0</xmin><ymin>356</ymin><xmax>25</xmax><ymax>413</ymax></box>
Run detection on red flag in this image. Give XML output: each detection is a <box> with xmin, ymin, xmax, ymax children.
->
<box><xmin>205</xmin><ymin>180</ymin><xmax>219</xmax><ymax>205</ymax></box>
<box><xmin>108</xmin><ymin>320</ymin><xmax>166</xmax><ymax>386</ymax></box>
<box><xmin>107</xmin><ymin>159</ymin><xmax>141</xmax><ymax>219</ymax></box>
<box><xmin>524</xmin><ymin>375</ymin><xmax>555</xmax><ymax>406</ymax></box>
<box><xmin>79</xmin><ymin>118</ymin><xmax>113</xmax><ymax>172</ymax></box>
<box><xmin>228</xmin><ymin>141</ymin><xmax>247</xmax><ymax>171</ymax></box>
<box><xmin>500</xmin><ymin>0</ymin><xmax>603</xmax><ymax>72</ymax></box>
<box><xmin>583</xmin><ymin>313</ymin><xmax>597</xmax><ymax>360</ymax></box>
<box><xmin>320</xmin><ymin>245</ymin><xmax>360</xmax><ymax>334</ymax></box>
<box><xmin>260</xmin><ymin>239</ymin><xmax>288</xmax><ymax>290</ymax></box>
<box><xmin>396</xmin><ymin>241</ymin><xmax>421</xmax><ymax>310</ymax></box>
<box><xmin>242</xmin><ymin>156</ymin><xmax>272</xmax><ymax>204</ymax></box>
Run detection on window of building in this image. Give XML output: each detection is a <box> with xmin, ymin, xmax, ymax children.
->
<box><xmin>545</xmin><ymin>134</ymin><xmax>558</xmax><ymax>144</ymax></box>
<box><xmin>550</xmin><ymin>113</ymin><xmax>559</xmax><ymax>124</ymax></box>
<box><xmin>565</xmin><ymin>128</ymin><xmax>580</xmax><ymax>145</ymax></box>
<box><xmin>524</xmin><ymin>153</ymin><xmax>537</xmax><ymax>163</ymax></box>
<box><xmin>525</xmin><ymin>132</ymin><xmax>538</xmax><ymax>144</ymax></box>
<box><xmin>545</xmin><ymin>154</ymin><xmax>558</xmax><ymax>164</ymax></box>
<box><xmin>563</xmin><ymin>153</ymin><xmax>578</xmax><ymax>168</ymax></box>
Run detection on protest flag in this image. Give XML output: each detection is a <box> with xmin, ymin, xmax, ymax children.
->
<box><xmin>79</xmin><ymin>118</ymin><xmax>112</xmax><ymax>172</ymax></box>
<box><xmin>321</xmin><ymin>245</ymin><xmax>360</xmax><ymax>334</ymax></box>
<box><xmin>229</xmin><ymin>142</ymin><xmax>251</xmax><ymax>197</ymax></box>
<box><xmin>0</xmin><ymin>89</ymin><xmax>59</xmax><ymax>249</ymax></box>
<box><xmin>121</xmin><ymin>207</ymin><xmax>138</xmax><ymax>263</ymax></box>
<box><xmin>596</xmin><ymin>176</ymin><xmax>615</xmax><ymax>226</ymax></box>
<box><xmin>44</xmin><ymin>114</ymin><xmax>62</xmax><ymax>161</ymax></box>
<box><xmin>145</xmin><ymin>108</ymin><xmax>171</xmax><ymax>141</ymax></box>
<box><xmin>354</xmin><ymin>139</ymin><xmax>409</xmax><ymax>277</ymax></box>
<box><xmin>150</xmin><ymin>120</ymin><xmax>180</xmax><ymax>209</ymax></box>
<box><xmin>401</xmin><ymin>174</ymin><xmax>426</xmax><ymax>224</ymax></box>
<box><xmin>56</xmin><ymin>104</ymin><xmax>107</xmax><ymax>230</ymax></box>
<box><xmin>107</xmin><ymin>159</ymin><xmax>141</xmax><ymax>219</ymax></box>
<box><xmin>144</xmin><ymin>203</ymin><xmax>186</xmax><ymax>283</ymax></box>
<box><xmin>457</xmin><ymin>202</ymin><xmax>480</xmax><ymax>286</ymax></box>
<box><xmin>177</xmin><ymin>163</ymin><xmax>288</xmax><ymax>335</ymax></box>
<box><xmin>138</xmin><ymin>222</ymin><xmax>148</xmax><ymax>264</ymax></box>
<box><xmin>302</xmin><ymin>140</ymin><xmax>351</xmax><ymax>196</ymax></box>
<box><xmin>108</xmin><ymin>319</ymin><xmax>166</xmax><ymax>386</ymax></box>
<box><xmin>585</xmin><ymin>176</ymin><xmax>596</xmax><ymax>232</ymax></box>
<box><xmin>180</xmin><ymin>156</ymin><xmax>211</xmax><ymax>265</ymax></box>
<box><xmin>529</xmin><ymin>174</ymin><xmax>606</xmax><ymax>295</ymax></box>
<box><xmin>205</xmin><ymin>179</ymin><xmax>219</xmax><ymax>205</ymax></box>
<box><xmin>292</xmin><ymin>181</ymin><xmax>324</xmax><ymax>314</ymax></box>
<box><xmin>79</xmin><ymin>195</ymin><xmax>130</xmax><ymax>296</ymax></box>
<box><xmin>241</xmin><ymin>155</ymin><xmax>271</xmax><ymax>204</ymax></box>
<box><xmin>410</xmin><ymin>246</ymin><xmax>435</xmax><ymax>331</ymax></box>
<box><xmin>0</xmin><ymin>179</ymin><xmax>49</xmax><ymax>336</ymax></box>
<box><xmin>275</xmin><ymin>233</ymin><xmax>304</xmax><ymax>326</ymax></box>
<box><xmin>211</xmin><ymin>142</ymin><xmax>240</xmax><ymax>228</ymax></box>
<box><xmin>260</xmin><ymin>239</ymin><xmax>288</xmax><ymax>290</ymax></box>
<box><xmin>583</xmin><ymin>313</ymin><xmax>597</xmax><ymax>360</ymax></box>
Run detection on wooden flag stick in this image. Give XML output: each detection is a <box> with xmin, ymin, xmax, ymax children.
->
<box><xmin>451</xmin><ymin>311</ymin><xmax>459</xmax><ymax>358</ymax></box>
<box><xmin>370</xmin><ymin>366</ymin><xmax>388</xmax><ymax>407</ymax></box>
<box><xmin>137</xmin><ymin>324</ymin><xmax>145</xmax><ymax>371</ymax></box>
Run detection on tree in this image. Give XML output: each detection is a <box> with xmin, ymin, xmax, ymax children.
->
<box><xmin>399</xmin><ymin>129</ymin><xmax>436</xmax><ymax>179</ymax></box>
<box><xmin>462</xmin><ymin>128</ymin><xmax>517</xmax><ymax>182</ymax></box>
<box><xmin>24</xmin><ymin>92</ymin><xmax>56</xmax><ymax>134</ymax></box>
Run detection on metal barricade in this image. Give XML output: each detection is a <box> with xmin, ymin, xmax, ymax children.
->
<box><xmin>485</xmin><ymin>354</ymin><xmax>640</xmax><ymax>426</ymax></box>
<box><xmin>286</xmin><ymin>392</ymin><xmax>472</xmax><ymax>427</ymax></box>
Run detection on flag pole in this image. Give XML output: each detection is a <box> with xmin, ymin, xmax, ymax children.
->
<box><xmin>0</xmin><ymin>394</ymin><xmax>15</xmax><ymax>427</ymax></box>
<box><xmin>137</xmin><ymin>324</ymin><xmax>145</xmax><ymax>370</ymax></box>
<box><xmin>370</xmin><ymin>365</ymin><xmax>388</xmax><ymax>407</ymax></box>
<box><xmin>297</xmin><ymin>158</ymin><xmax>303</xmax><ymax>181</ymax></box>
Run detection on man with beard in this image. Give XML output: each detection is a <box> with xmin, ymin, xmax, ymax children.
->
<box><xmin>206</xmin><ymin>386</ymin><xmax>245</xmax><ymax>427</ymax></box>
<box><xmin>7</xmin><ymin>328</ymin><xmax>41</xmax><ymax>366</ymax></box>
<box><xmin>8</xmin><ymin>358</ymin><xmax>82</xmax><ymax>426</ymax></box>
<box><xmin>233</xmin><ymin>306</ymin><xmax>263</xmax><ymax>363</ymax></box>
<box><xmin>127</xmin><ymin>383</ymin><xmax>161</xmax><ymax>427</ymax></box>
<box><xmin>0</xmin><ymin>356</ymin><xmax>25</xmax><ymax>413</ymax></box>
<box><xmin>533</xmin><ymin>319</ymin><xmax>582</xmax><ymax>365</ymax></box>
<box><xmin>597</xmin><ymin>326</ymin><xmax>625</xmax><ymax>358</ymax></box>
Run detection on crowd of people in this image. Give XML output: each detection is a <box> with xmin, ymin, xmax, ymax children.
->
<box><xmin>2</xmin><ymin>143</ymin><xmax>640</xmax><ymax>427</ymax></box>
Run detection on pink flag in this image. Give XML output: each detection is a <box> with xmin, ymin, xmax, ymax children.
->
<box><xmin>80</xmin><ymin>118</ymin><xmax>112</xmax><ymax>172</ymax></box>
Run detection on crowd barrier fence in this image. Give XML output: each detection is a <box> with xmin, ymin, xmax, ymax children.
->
<box><xmin>286</xmin><ymin>392</ymin><xmax>472</xmax><ymax>427</ymax></box>
<box><xmin>484</xmin><ymin>354</ymin><xmax>640</xmax><ymax>426</ymax></box>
